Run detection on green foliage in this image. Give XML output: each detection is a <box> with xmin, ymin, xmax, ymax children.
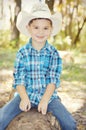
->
<box><xmin>9</xmin><ymin>39</ymin><xmax>19</xmax><ymax>48</ymax></box>
<box><xmin>0</xmin><ymin>48</ymin><xmax>16</xmax><ymax>69</ymax></box>
<box><xmin>0</xmin><ymin>30</ymin><xmax>10</xmax><ymax>48</ymax></box>
<box><xmin>0</xmin><ymin>30</ymin><xmax>28</xmax><ymax>50</ymax></box>
<box><xmin>19</xmin><ymin>34</ymin><xmax>29</xmax><ymax>47</ymax></box>
<box><xmin>61</xmin><ymin>63</ymin><xmax>86</xmax><ymax>84</ymax></box>
<box><xmin>61</xmin><ymin>52</ymin><xmax>86</xmax><ymax>84</ymax></box>
<box><xmin>51</xmin><ymin>33</ymin><xmax>72</xmax><ymax>50</ymax></box>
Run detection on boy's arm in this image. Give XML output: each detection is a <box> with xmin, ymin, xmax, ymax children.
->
<box><xmin>13</xmin><ymin>51</ymin><xmax>31</xmax><ymax>112</ymax></box>
<box><xmin>38</xmin><ymin>83</ymin><xmax>55</xmax><ymax>115</ymax></box>
<box><xmin>17</xmin><ymin>85</ymin><xmax>31</xmax><ymax>112</ymax></box>
<box><xmin>38</xmin><ymin>51</ymin><xmax>62</xmax><ymax>115</ymax></box>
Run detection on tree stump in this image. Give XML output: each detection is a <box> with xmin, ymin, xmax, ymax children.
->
<box><xmin>6</xmin><ymin>108</ymin><xmax>61</xmax><ymax>130</ymax></box>
<box><xmin>0</xmin><ymin>90</ymin><xmax>61</xmax><ymax>130</ymax></box>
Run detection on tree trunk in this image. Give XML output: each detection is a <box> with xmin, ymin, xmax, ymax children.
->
<box><xmin>45</xmin><ymin>0</ymin><xmax>55</xmax><ymax>13</ymax></box>
<box><xmin>73</xmin><ymin>17</ymin><xmax>86</xmax><ymax>46</ymax></box>
<box><xmin>0</xmin><ymin>0</ymin><xmax>3</xmax><ymax>19</ymax></box>
<box><xmin>10</xmin><ymin>0</ymin><xmax>21</xmax><ymax>47</ymax></box>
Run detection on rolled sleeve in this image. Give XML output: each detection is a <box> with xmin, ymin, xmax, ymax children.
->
<box><xmin>13</xmin><ymin>51</ymin><xmax>26</xmax><ymax>89</ymax></box>
<box><xmin>46</xmin><ymin>52</ymin><xmax>62</xmax><ymax>88</ymax></box>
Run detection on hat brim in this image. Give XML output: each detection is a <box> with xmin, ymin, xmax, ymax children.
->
<box><xmin>16</xmin><ymin>11</ymin><xmax>62</xmax><ymax>37</ymax></box>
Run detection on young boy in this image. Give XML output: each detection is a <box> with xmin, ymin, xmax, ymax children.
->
<box><xmin>0</xmin><ymin>3</ymin><xmax>77</xmax><ymax>130</ymax></box>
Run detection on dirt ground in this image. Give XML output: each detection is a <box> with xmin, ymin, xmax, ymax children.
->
<box><xmin>0</xmin><ymin>69</ymin><xmax>86</xmax><ymax>130</ymax></box>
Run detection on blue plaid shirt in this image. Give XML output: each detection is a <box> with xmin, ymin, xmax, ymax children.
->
<box><xmin>13</xmin><ymin>38</ymin><xmax>62</xmax><ymax>105</ymax></box>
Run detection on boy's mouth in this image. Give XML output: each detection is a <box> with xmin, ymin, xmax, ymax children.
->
<box><xmin>36</xmin><ymin>36</ymin><xmax>45</xmax><ymax>39</ymax></box>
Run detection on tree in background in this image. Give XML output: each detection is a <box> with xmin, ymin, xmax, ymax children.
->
<box><xmin>9</xmin><ymin>0</ymin><xmax>21</xmax><ymax>47</ymax></box>
<box><xmin>57</xmin><ymin>0</ymin><xmax>86</xmax><ymax>47</ymax></box>
<box><xmin>0</xmin><ymin>0</ymin><xmax>3</xmax><ymax>19</ymax></box>
<box><xmin>45</xmin><ymin>0</ymin><xmax>55</xmax><ymax>13</ymax></box>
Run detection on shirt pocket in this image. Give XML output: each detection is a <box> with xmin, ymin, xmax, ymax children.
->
<box><xmin>43</xmin><ymin>56</ymin><xmax>50</xmax><ymax>75</ymax></box>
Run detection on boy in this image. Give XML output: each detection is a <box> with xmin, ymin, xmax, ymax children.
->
<box><xmin>0</xmin><ymin>3</ymin><xmax>77</xmax><ymax>130</ymax></box>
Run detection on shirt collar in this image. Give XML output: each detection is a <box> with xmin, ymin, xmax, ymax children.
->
<box><xmin>25</xmin><ymin>38</ymin><xmax>33</xmax><ymax>52</ymax></box>
<box><xmin>26</xmin><ymin>38</ymin><xmax>51</xmax><ymax>53</ymax></box>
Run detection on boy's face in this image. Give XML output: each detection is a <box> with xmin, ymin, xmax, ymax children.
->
<box><xmin>27</xmin><ymin>19</ymin><xmax>52</xmax><ymax>44</ymax></box>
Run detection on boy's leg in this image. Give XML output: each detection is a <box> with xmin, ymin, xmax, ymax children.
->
<box><xmin>47</xmin><ymin>98</ymin><xmax>77</xmax><ymax>130</ymax></box>
<box><xmin>0</xmin><ymin>95</ymin><xmax>22</xmax><ymax>130</ymax></box>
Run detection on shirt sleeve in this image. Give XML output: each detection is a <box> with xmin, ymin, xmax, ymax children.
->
<box><xmin>46</xmin><ymin>51</ymin><xmax>62</xmax><ymax>88</ymax></box>
<box><xmin>12</xmin><ymin>51</ymin><xmax>26</xmax><ymax>89</ymax></box>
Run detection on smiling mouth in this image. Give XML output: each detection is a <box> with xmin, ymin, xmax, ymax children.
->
<box><xmin>36</xmin><ymin>36</ymin><xmax>44</xmax><ymax>39</ymax></box>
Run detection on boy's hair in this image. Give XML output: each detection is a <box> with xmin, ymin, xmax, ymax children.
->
<box><xmin>28</xmin><ymin>18</ymin><xmax>52</xmax><ymax>26</ymax></box>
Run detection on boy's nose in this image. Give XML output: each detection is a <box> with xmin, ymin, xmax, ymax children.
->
<box><xmin>38</xmin><ymin>29</ymin><xmax>44</xmax><ymax>35</ymax></box>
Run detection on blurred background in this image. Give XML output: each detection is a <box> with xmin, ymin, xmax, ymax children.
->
<box><xmin>0</xmin><ymin>0</ymin><xmax>86</xmax><ymax>50</ymax></box>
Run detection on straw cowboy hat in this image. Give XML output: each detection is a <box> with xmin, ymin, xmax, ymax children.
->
<box><xmin>16</xmin><ymin>2</ymin><xmax>62</xmax><ymax>36</ymax></box>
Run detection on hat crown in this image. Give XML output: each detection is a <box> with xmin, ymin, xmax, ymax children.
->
<box><xmin>30</xmin><ymin>3</ymin><xmax>51</xmax><ymax>15</ymax></box>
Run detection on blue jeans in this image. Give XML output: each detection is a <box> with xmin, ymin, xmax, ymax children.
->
<box><xmin>0</xmin><ymin>95</ymin><xmax>77</xmax><ymax>130</ymax></box>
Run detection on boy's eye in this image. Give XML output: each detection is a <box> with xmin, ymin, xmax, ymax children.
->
<box><xmin>44</xmin><ymin>27</ymin><xmax>48</xmax><ymax>30</ymax></box>
<box><xmin>33</xmin><ymin>26</ymin><xmax>49</xmax><ymax>30</ymax></box>
<box><xmin>34</xmin><ymin>26</ymin><xmax>38</xmax><ymax>29</ymax></box>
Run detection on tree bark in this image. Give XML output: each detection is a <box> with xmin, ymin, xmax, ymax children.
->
<box><xmin>6</xmin><ymin>109</ymin><xmax>61</xmax><ymax>130</ymax></box>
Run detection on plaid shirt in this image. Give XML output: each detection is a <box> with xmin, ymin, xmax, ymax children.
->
<box><xmin>13</xmin><ymin>38</ymin><xmax>62</xmax><ymax>105</ymax></box>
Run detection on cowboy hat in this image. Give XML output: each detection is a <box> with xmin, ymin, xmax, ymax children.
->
<box><xmin>16</xmin><ymin>2</ymin><xmax>62</xmax><ymax>36</ymax></box>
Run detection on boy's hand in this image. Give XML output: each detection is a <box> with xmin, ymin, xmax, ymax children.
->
<box><xmin>38</xmin><ymin>99</ymin><xmax>48</xmax><ymax>115</ymax></box>
<box><xmin>19</xmin><ymin>98</ymin><xmax>31</xmax><ymax>112</ymax></box>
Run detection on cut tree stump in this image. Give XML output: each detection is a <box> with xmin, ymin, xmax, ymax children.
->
<box><xmin>6</xmin><ymin>108</ymin><xmax>61</xmax><ymax>130</ymax></box>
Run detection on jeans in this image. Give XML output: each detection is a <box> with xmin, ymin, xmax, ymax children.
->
<box><xmin>0</xmin><ymin>95</ymin><xmax>77</xmax><ymax>130</ymax></box>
